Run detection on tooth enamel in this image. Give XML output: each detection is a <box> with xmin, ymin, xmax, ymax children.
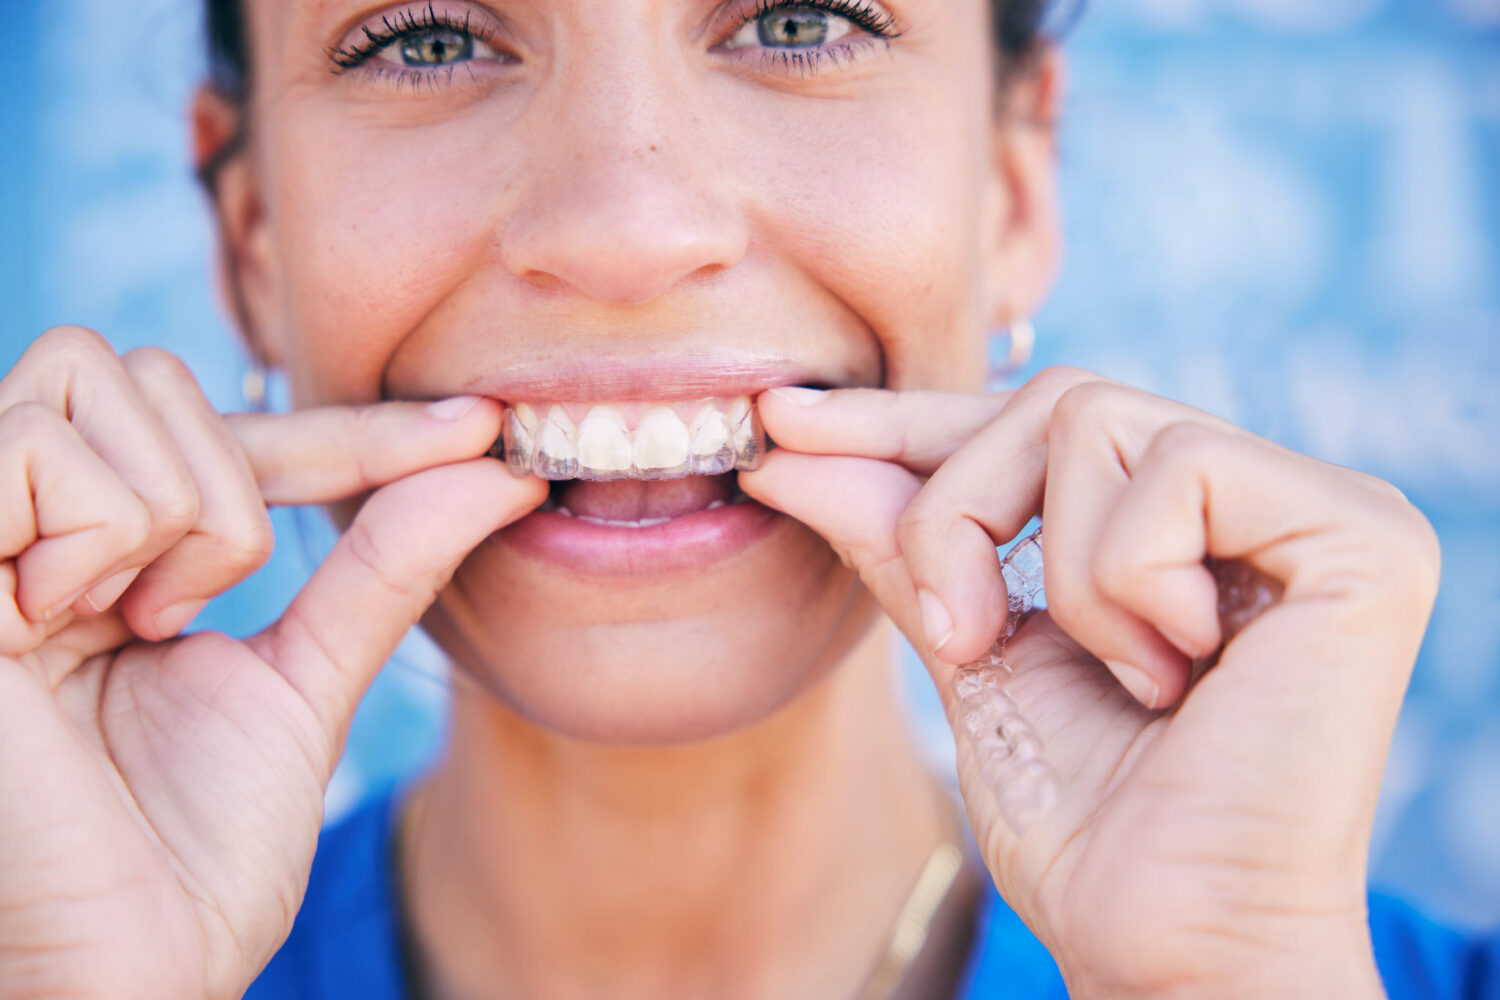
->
<box><xmin>632</xmin><ymin>406</ymin><xmax>692</xmax><ymax>478</ymax></box>
<box><xmin>534</xmin><ymin>405</ymin><xmax>579</xmax><ymax>480</ymax></box>
<box><xmin>728</xmin><ymin>397</ymin><xmax>765</xmax><ymax>471</ymax></box>
<box><xmin>500</xmin><ymin>394</ymin><xmax>766</xmax><ymax>481</ymax></box>
<box><xmin>576</xmin><ymin>406</ymin><xmax>633</xmax><ymax>477</ymax></box>
<box><xmin>688</xmin><ymin>405</ymin><xmax>734</xmax><ymax>475</ymax></box>
<box><xmin>503</xmin><ymin>403</ymin><xmax>538</xmax><ymax>476</ymax></box>
<box><xmin>577</xmin><ymin>515</ymin><xmax>671</xmax><ymax>528</ymax></box>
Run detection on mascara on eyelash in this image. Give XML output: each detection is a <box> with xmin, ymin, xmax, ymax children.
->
<box><xmin>327</xmin><ymin>3</ymin><xmax>482</xmax><ymax>71</ymax></box>
<box><xmin>744</xmin><ymin>0</ymin><xmax>904</xmax><ymax>41</ymax></box>
<box><xmin>325</xmin><ymin>0</ymin><xmax>903</xmax><ymax>80</ymax></box>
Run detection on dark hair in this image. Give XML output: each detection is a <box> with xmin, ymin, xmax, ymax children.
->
<box><xmin>205</xmin><ymin>0</ymin><xmax>249</xmax><ymax>103</ymax></box>
<box><xmin>204</xmin><ymin>0</ymin><xmax>1061</xmax><ymax>106</ymax></box>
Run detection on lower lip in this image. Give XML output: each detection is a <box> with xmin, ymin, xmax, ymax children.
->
<box><xmin>498</xmin><ymin>498</ymin><xmax>783</xmax><ymax>576</ymax></box>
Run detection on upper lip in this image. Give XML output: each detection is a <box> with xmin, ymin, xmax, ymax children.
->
<box><xmin>455</xmin><ymin>353</ymin><xmax>848</xmax><ymax>402</ymax></box>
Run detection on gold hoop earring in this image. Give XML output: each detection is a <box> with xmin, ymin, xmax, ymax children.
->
<box><xmin>242</xmin><ymin>355</ymin><xmax>271</xmax><ymax>413</ymax></box>
<box><xmin>986</xmin><ymin>317</ymin><xmax>1036</xmax><ymax>389</ymax></box>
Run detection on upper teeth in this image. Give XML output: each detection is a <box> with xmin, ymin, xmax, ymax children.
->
<box><xmin>500</xmin><ymin>396</ymin><xmax>764</xmax><ymax>481</ymax></box>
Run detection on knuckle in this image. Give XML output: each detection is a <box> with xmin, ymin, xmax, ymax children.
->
<box><xmin>34</xmin><ymin>324</ymin><xmax>114</xmax><ymax>362</ymax></box>
<box><xmin>1388</xmin><ymin>502</ymin><xmax>1442</xmax><ymax>601</ymax></box>
<box><xmin>894</xmin><ymin>494</ymin><xmax>947</xmax><ymax>548</ymax></box>
<box><xmin>339</xmin><ymin>405</ymin><xmax>386</xmax><ymax>484</ymax></box>
<box><xmin>342</xmin><ymin>519</ymin><xmax>417</xmax><ymax>598</ymax></box>
<box><xmin>1146</xmin><ymin>420</ymin><xmax>1221</xmax><ymax>468</ymax></box>
<box><xmin>216</xmin><ymin>509</ymin><xmax>275</xmax><ymax>574</ymax></box>
<box><xmin>1024</xmin><ymin>365</ymin><xmax>1100</xmax><ymax>404</ymax></box>
<box><xmin>122</xmin><ymin>346</ymin><xmax>197</xmax><ymax>393</ymax></box>
<box><xmin>25</xmin><ymin>326</ymin><xmax>118</xmax><ymax>383</ymax></box>
<box><xmin>144</xmin><ymin>482</ymin><xmax>202</xmax><ymax>540</ymax></box>
<box><xmin>344</xmin><ymin>402</ymin><xmax>386</xmax><ymax>441</ymax></box>
<box><xmin>1351</xmin><ymin>466</ymin><xmax>1411</xmax><ymax>506</ymax></box>
<box><xmin>115</xmin><ymin>497</ymin><xmax>155</xmax><ymax>553</ymax></box>
<box><xmin>1050</xmin><ymin>380</ymin><xmax>1127</xmax><ymax>437</ymax></box>
<box><xmin>0</xmin><ymin>400</ymin><xmax>64</xmax><ymax>441</ymax></box>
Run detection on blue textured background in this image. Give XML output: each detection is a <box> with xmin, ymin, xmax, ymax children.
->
<box><xmin>2</xmin><ymin>0</ymin><xmax>1496</xmax><ymax>928</ymax></box>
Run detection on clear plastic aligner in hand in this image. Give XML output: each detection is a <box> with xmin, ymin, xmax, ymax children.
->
<box><xmin>951</xmin><ymin>527</ymin><xmax>1060</xmax><ymax>835</ymax></box>
<box><xmin>951</xmin><ymin>532</ymin><xmax>1286</xmax><ymax>835</ymax></box>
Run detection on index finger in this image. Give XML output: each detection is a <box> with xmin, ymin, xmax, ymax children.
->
<box><xmin>757</xmin><ymin>387</ymin><xmax>1012</xmax><ymax>475</ymax></box>
<box><xmin>227</xmin><ymin>395</ymin><xmax>503</xmax><ymax>505</ymax></box>
<box><xmin>758</xmin><ymin>369</ymin><xmax>1106</xmax><ymax>476</ymax></box>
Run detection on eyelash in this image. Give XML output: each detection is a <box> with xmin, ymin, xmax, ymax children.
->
<box><xmin>326</xmin><ymin>0</ymin><xmax>903</xmax><ymax>90</ymax></box>
<box><xmin>327</xmin><ymin>4</ymin><xmax>504</xmax><ymax>91</ymax></box>
<box><xmin>731</xmin><ymin>0</ymin><xmax>902</xmax><ymax>76</ymax></box>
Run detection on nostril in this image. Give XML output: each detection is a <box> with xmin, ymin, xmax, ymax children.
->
<box><xmin>497</xmin><ymin>161</ymin><xmax>749</xmax><ymax>306</ymax></box>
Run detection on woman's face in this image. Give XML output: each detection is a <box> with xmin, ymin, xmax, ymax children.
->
<box><xmin>210</xmin><ymin>0</ymin><xmax>1057</xmax><ymax>742</ymax></box>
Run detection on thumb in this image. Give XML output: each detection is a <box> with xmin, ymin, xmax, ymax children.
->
<box><xmin>248</xmin><ymin>458</ymin><xmax>546</xmax><ymax>746</ymax></box>
<box><xmin>745</xmin><ymin>452</ymin><xmax>1068</xmax><ymax>836</ymax></box>
<box><xmin>738</xmin><ymin>450</ymin><xmax>955</xmax><ymax>693</ymax></box>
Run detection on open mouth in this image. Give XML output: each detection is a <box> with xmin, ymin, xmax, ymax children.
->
<box><xmin>493</xmin><ymin>394</ymin><xmax>764</xmax><ymax>528</ymax></box>
<box><xmin>491</xmin><ymin>394</ymin><xmax>785</xmax><ymax>573</ymax></box>
<box><xmin>537</xmin><ymin>472</ymin><xmax>753</xmax><ymax>527</ymax></box>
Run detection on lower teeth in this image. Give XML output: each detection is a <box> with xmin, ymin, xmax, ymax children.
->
<box><xmin>574</xmin><ymin>515</ymin><xmax>673</xmax><ymax>528</ymax></box>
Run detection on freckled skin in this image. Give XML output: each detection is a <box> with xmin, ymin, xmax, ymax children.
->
<box><xmin>0</xmin><ymin>6</ymin><xmax>1430</xmax><ymax>999</ymax></box>
<box><xmin>224</xmin><ymin>0</ymin><xmax>1049</xmax><ymax>741</ymax></box>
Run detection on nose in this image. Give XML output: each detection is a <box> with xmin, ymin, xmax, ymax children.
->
<box><xmin>500</xmin><ymin>52</ymin><xmax>749</xmax><ymax>306</ymax></box>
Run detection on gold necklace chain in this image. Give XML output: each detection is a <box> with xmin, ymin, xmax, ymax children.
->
<box><xmin>851</xmin><ymin>837</ymin><xmax>967</xmax><ymax>1000</ymax></box>
<box><xmin>394</xmin><ymin>788</ymin><xmax>967</xmax><ymax>1000</ymax></box>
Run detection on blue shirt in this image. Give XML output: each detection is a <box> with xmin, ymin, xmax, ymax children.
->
<box><xmin>246</xmin><ymin>793</ymin><xmax>1500</xmax><ymax>999</ymax></box>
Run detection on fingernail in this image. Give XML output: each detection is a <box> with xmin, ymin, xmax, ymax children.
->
<box><xmin>154</xmin><ymin>598</ymin><xmax>208</xmax><ymax>638</ymax></box>
<box><xmin>1158</xmin><ymin>625</ymin><xmax>1203</xmax><ymax>659</ymax></box>
<box><xmin>917</xmin><ymin>588</ymin><xmax>955</xmax><ymax>654</ymax></box>
<box><xmin>84</xmin><ymin>569</ymin><xmax>138</xmax><ymax>613</ymax></box>
<box><xmin>427</xmin><ymin>395</ymin><xmax>483</xmax><ymax>421</ymax></box>
<box><xmin>43</xmin><ymin>586</ymin><xmax>91</xmax><ymax>623</ymax></box>
<box><xmin>767</xmin><ymin>386</ymin><xmax>827</xmax><ymax>407</ymax></box>
<box><xmin>1106</xmin><ymin>659</ymin><xmax>1160</xmax><ymax>711</ymax></box>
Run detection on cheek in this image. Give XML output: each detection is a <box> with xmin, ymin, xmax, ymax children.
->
<box><xmin>264</xmin><ymin>104</ymin><xmax>505</xmax><ymax>404</ymax></box>
<box><xmin>725</xmin><ymin>82</ymin><xmax>991</xmax><ymax>392</ymax></box>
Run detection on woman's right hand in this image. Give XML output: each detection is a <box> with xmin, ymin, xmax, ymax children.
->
<box><xmin>0</xmin><ymin>326</ymin><xmax>545</xmax><ymax>1000</ymax></box>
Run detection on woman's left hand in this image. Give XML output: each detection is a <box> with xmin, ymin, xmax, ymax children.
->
<box><xmin>739</xmin><ymin>369</ymin><xmax>1439</xmax><ymax>1000</ymax></box>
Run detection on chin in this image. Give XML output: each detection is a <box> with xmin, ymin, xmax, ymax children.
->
<box><xmin>422</xmin><ymin>516</ymin><xmax>879</xmax><ymax>746</ymax></box>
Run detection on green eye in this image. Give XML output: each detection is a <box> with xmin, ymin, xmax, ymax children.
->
<box><xmin>758</xmin><ymin>10</ymin><xmax>834</xmax><ymax>48</ymax></box>
<box><xmin>727</xmin><ymin>6</ymin><xmax>855</xmax><ymax>51</ymax></box>
<box><xmin>397</xmin><ymin>29</ymin><xmax>474</xmax><ymax>66</ymax></box>
<box><xmin>328</xmin><ymin>8</ymin><xmax>514</xmax><ymax>80</ymax></box>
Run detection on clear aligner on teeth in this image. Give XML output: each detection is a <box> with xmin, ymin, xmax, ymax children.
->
<box><xmin>952</xmin><ymin>528</ymin><xmax>1061</xmax><ymax>835</ymax></box>
<box><xmin>498</xmin><ymin>396</ymin><xmax>766</xmax><ymax>481</ymax></box>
